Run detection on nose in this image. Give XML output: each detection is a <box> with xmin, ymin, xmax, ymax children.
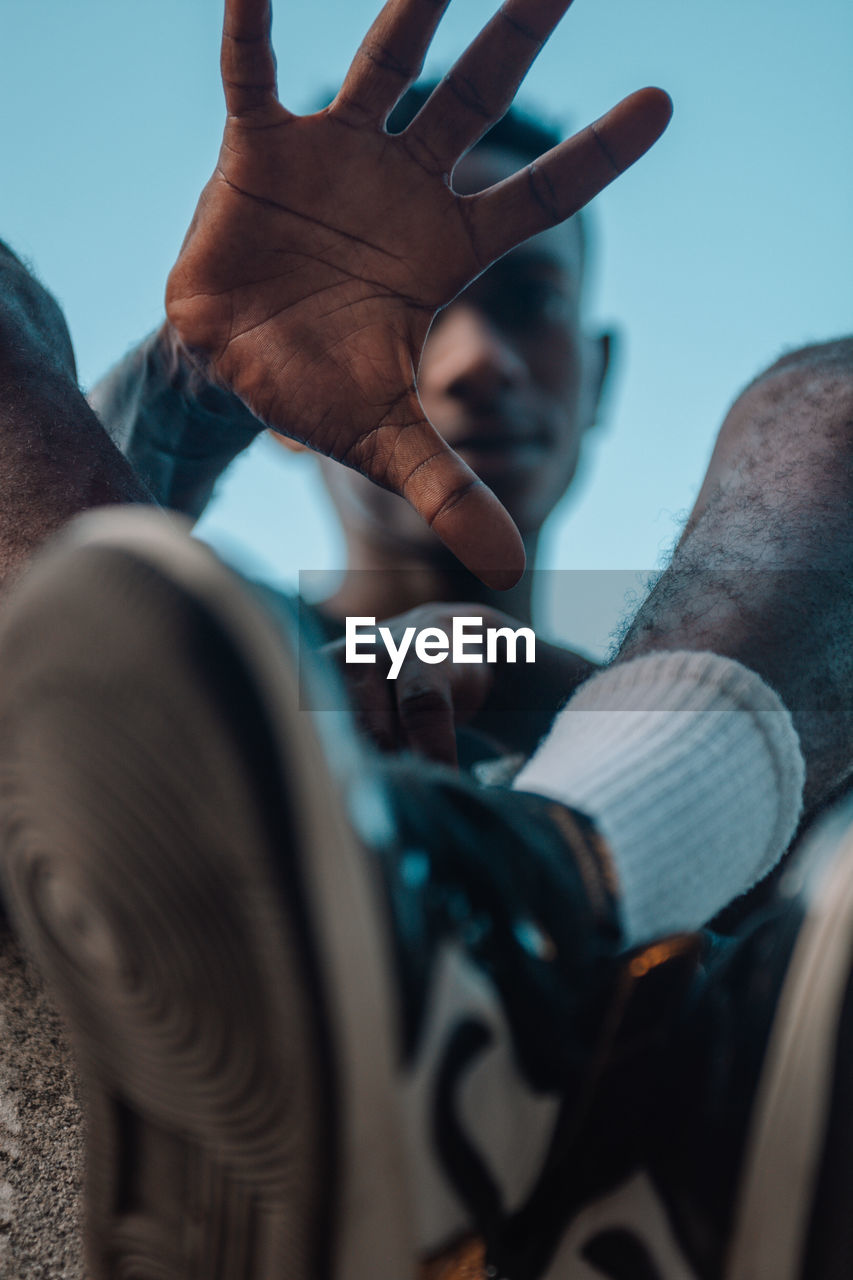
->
<box><xmin>420</xmin><ymin>303</ymin><xmax>528</xmax><ymax>410</ymax></box>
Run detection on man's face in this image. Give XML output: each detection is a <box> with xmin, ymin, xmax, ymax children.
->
<box><xmin>316</xmin><ymin>143</ymin><xmax>607</xmax><ymax>553</ymax></box>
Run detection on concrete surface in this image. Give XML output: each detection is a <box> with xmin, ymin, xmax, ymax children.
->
<box><xmin>0</xmin><ymin>927</ymin><xmax>86</xmax><ymax>1280</ymax></box>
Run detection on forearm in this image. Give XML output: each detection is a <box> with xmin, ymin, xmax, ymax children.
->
<box><xmin>88</xmin><ymin>323</ymin><xmax>264</xmax><ymax>519</ymax></box>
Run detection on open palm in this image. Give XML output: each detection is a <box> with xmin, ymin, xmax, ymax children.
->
<box><xmin>166</xmin><ymin>0</ymin><xmax>671</xmax><ymax>585</ymax></box>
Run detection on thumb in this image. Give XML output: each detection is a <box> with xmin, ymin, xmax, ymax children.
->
<box><xmin>359</xmin><ymin>407</ymin><xmax>526</xmax><ymax>589</ymax></box>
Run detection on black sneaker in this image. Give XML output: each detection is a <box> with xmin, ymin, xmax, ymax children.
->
<box><xmin>0</xmin><ymin>508</ymin><xmax>695</xmax><ymax>1280</ymax></box>
<box><xmin>532</xmin><ymin>794</ymin><xmax>853</xmax><ymax>1280</ymax></box>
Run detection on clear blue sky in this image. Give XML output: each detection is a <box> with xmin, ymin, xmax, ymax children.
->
<box><xmin>3</xmin><ymin>0</ymin><xmax>851</xmax><ymax>651</ymax></box>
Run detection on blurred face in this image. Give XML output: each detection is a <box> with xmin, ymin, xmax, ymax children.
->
<box><xmin>315</xmin><ymin>144</ymin><xmax>607</xmax><ymax>555</ymax></box>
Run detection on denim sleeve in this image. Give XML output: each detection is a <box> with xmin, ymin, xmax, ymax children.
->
<box><xmin>87</xmin><ymin>329</ymin><xmax>264</xmax><ymax>520</ymax></box>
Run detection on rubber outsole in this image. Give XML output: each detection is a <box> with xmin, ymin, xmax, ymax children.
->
<box><xmin>0</xmin><ymin>509</ymin><xmax>414</xmax><ymax>1280</ymax></box>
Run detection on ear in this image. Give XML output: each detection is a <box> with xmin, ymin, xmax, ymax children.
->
<box><xmin>268</xmin><ymin>429</ymin><xmax>308</xmax><ymax>454</ymax></box>
<box><xmin>580</xmin><ymin>328</ymin><xmax>616</xmax><ymax>434</ymax></box>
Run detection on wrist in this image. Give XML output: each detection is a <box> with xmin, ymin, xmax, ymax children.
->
<box><xmin>153</xmin><ymin>321</ymin><xmax>265</xmax><ymax>431</ymax></box>
<box><xmin>155</xmin><ymin>321</ymin><xmax>220</xmax><ymax>396</ymax></box>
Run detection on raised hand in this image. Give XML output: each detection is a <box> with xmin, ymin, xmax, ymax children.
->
<box><xmin>166</xmin><ymin>0</ymin><xmax>671</xmax><ymax>586</ymax></box>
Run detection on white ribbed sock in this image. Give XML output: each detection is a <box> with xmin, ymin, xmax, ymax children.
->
<box><xmin>513</xmin><ymin>651</ymin><xmax>805</xmax><ymax>944</ymax></box>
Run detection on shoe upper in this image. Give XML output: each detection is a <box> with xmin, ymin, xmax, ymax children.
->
<box><xmin>366</xmin><ymin>760</ymin><xmax>703</xmax><ymax>1278</ymax></box>
<box><xmin>646</xmin><ymin>914</ymin><xmax>799</xmax><ymax>1280</ymax></box>
<box><xmin>569</xmin><ymin>799</ymin><xmax>853</xmax><ymax>1280</ymax></box>
<box><xmin>379</xmin><ymin>763</ymin><xmax>625</xmax><ymax>1090</ymax></box>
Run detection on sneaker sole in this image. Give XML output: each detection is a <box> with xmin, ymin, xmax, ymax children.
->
<box><xmin>0</xmin><ymin>508</ymin><xmax>414</xmax><ymax>1280</ymax></box>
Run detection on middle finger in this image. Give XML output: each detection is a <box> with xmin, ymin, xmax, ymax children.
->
<box><xmin>333</xmin><ymin>0</ymin><xmax>452</xmax><ymax>126</ymax></box>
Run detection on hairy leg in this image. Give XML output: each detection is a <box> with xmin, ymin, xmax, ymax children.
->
<box><xmin>0</xmin><ymin>241</ymin><xmax>151</xmax><ymax>589</ymax></box>
<box><xmin>620</xmin><ymin>339</ymin><xmax>853</xmax><ymax>809</ymax></box>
